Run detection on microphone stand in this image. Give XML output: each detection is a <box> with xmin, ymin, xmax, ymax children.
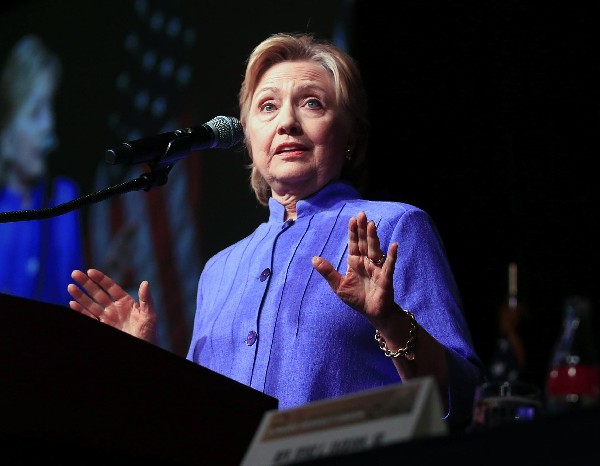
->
<box><xmin>0</xmin><ymin>161</ymin><xmax>174</xmax><ymax>223</ymax></box>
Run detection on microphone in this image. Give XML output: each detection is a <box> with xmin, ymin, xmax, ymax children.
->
<box><xmin>105</xmin><ymin>115</ymin><xmax>244</xmax><ymax>165</ymax></box>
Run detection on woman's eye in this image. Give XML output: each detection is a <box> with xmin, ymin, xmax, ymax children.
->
<box><xmin>306</xmin><ymin>99</ymin><xmax>323</xmax><ymax>109</ymax></box>
<box><xmin>260</xmin><ymin>102</ymin><xmax>276</xmax><ymax>112</ymax></box>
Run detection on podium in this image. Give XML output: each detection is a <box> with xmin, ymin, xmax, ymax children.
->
<box><xmin>0</xmin><ymin>293</ymin><xmax>278</xmax><ymax>465</ymax></box>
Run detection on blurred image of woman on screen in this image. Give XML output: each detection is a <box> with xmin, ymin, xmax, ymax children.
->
<box><xmin>0</xmin><ymin>34</ymin><xmax>84</xmax><ymax>305</ymax></box>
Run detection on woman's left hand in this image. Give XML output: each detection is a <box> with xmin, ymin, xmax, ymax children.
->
<box><xmin>312</xmin><ymin>211</ymin><xmax>398</xmax><ymax>324</ymax></box>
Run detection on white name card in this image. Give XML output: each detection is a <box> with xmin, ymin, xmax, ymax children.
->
<box><xmin>241</xmin><ymin>376</ymin><xmax>448</xmax><ymax>465</ymax></box>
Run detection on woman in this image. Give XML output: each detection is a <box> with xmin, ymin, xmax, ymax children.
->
<box><xmin>0</xmin><ymin>35</ymin><xmax>84</xmax><ymax>305</ymax></box>
<box><xmin>68</xmin><ymin>32</ymin><xmax>486</xmax><ymax>428</ymax></box>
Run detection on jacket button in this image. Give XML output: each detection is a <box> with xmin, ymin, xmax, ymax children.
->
<box><xmin>246</xmin><ymin>330</ymin><xmax>258</xmax><ymax>346</ymax></box>
<box><xmin>259</xmin><ymin>268</ymin><xmax>271</xmax><ymax>282</ymax></box>
<box><xmin>282</xmin><ymin>219</ymin><xmax>294</xmax><ymax>229</ymax></box>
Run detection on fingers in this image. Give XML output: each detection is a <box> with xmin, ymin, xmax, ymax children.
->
<box><xmin>366</xmin><ymin>219</ymin><xmax>384</xmax><ymax>262</ymax></box>
<box><xmin>312</xmin><ymin>256</ymin><xmax>342</xmax><ymax>291</ymax></box>
<box><xmin>356</xmin><ymin>212</ymin><xmax>369</xmax><ymax>257</ymax></box>
<box><xmin>68</xmin><ymin>269</ymin><xmax>120</xmax><ymax>316</ymax></box>
<box><xmin>349</xmin><ymin>212</ymin><xmax>385</xmax><ymax>263</ymax></box>
<box><xmin>138</xmin><ymin>280</ymin><xmax>150</xmax><ymax>304</ymax></box>
<box><xmin>69</xmin><ymin>269</ymin><xmax>125</xmax><ymax>308</ymax></box>
<box><xmin>138</xmin><ymin>280</ymin><xmax>155</xmax><ymax>314</ymax></box>
<box><xmin>86</xmin><ymin>269</ymin><xmax>130</xmax><ymax>304</ymax></box>
<box><xmin>68</xmin><ymin>292</ymin><xmax>94</xmax><ymax>316</ymax></box>
<box><xmin>383</xmin><ymin>242</ymin><xmax>398</xmax><ymax>274</ymax></box>
<box><xmin>67</xmin><ymin>285</ymin><xmax>103</xmax><ymax>321</ymax></box>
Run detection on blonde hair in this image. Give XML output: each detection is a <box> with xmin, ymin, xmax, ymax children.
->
<box><xmin>238</xmin><ymin>32</ymin><xmax>369</xmax><ymax>205</ymax></box>
<box><xmin>0</xmin><ymin>35</ymin><xmax>61</xmax><ymax>179</ymax></box>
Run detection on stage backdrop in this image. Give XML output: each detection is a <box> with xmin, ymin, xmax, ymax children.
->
<box><xmin>0</xmin><ymin>0</ymin><xmax>351</xmax><ymax>356</ymax></box>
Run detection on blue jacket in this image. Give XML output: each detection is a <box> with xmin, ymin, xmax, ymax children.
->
<box><xmin>187</xmin><ymin>181</ymin><xmax>485</xmax><ymax>425</ymax></box>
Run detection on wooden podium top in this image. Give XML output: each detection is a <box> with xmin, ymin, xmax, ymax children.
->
<box><xmin>0</xmin><ymin>292</ymin><xmax>278</xmax><ymax>465</ymax></box>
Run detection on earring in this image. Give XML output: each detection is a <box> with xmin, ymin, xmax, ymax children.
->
<box><xmin>345</xmin><ymin>148</ymin><xmax>352</xmax><ymax>161</ymax></box>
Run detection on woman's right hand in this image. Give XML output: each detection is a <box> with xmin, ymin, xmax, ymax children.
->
<box><xmin>67</xmin><ymin>268</ymin><xmax>158</xmax><ymax>344</ymax></box>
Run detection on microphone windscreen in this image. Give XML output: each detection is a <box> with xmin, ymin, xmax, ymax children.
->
<box><xmin>205</xmin><ymin>116</ymin><xmax>244</xmax><ymax>149</ymax></box>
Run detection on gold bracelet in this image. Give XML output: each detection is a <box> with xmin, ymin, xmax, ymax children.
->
<box><xmin>375</xmin><ymin>309</ymin><xmax>418</xmax><ymax>360</ymax></box>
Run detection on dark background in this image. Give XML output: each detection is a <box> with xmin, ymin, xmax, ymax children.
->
<box><xmin>1</xmin><ymin>0</ymin><xmax>599</xmax><ymax>392</ymax></box>
<box><xmin>352</xmin><ymin>0</ymin><xmax>600</xmax><ymax>387</ymax></box>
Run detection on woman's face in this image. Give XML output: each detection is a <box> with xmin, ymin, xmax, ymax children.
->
<box><xmin>246</xmin><ymin>60</ymin><xmax>352</xmax><ymax>201</ymax></box>
<box><xmin>1</xmin><ymin>68</ymin><xmax>57</xmax><ymax>186</ymax></box>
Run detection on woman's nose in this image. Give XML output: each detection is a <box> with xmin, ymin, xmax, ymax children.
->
<box><xmin>277</xmin><ymin>105</ymin><xmax>301</xmax><ymax>135</ymax></box>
